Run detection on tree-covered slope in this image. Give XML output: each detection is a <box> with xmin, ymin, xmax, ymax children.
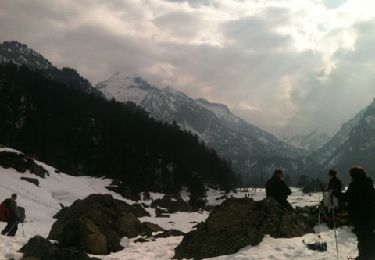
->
<box><xmin>0</xmin><ymin>63</ymin><xmax>237</xmax><ymax>194</ymax></box>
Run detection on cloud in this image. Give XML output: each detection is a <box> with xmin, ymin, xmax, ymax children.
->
<box><xmin>1</xmin><ymin>0</ymin><xmax>375</xmax><ymax>137</ymax></box>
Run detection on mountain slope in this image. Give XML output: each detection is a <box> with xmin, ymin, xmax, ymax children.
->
<box><xmin>0</xmin><ymin>41</ymin><xmax>100</xmax><ymax>96</ymax></box>
<box><xmin>311</xmin><ymin>99</ymin><xmax>375</xmax><ymax>180</ymax></box>
<box><xmin>96</xmin><ymin>73</ymin><xmax>316</xmax><ymax>184</ymax></box>
<box><xmin>283</xmin><ymin>129</ymin><xmax>332</xmax><ymax>152</ymax></box>
<box><xmin>0</xmin><ymin>63</ymin><xmax>236</xmax><ymax>194</ymax></box>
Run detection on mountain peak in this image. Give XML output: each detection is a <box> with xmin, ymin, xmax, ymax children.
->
<box><xmin>0</xmin><ymin>40</ymin><xmax>52</xmax><ymax>69</ymax></box>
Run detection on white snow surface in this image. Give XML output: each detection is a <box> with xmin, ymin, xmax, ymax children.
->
<box><xmin>0</xmin><ymin>150</ymin><xmax>359</xmax><ymax>259</ymax></box>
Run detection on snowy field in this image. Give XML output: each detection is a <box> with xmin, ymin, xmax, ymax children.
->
<box><xmin>0</xmin><ymin>151</ymin><xmax>358</xmax><ymax>259</ymax></box>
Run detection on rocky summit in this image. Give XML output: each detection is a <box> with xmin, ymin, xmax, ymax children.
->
<box><xmin>174</xmin><ymin>198</ymin><xmax>313</xmax><ymax>259</ymax></box>
<box><xmin>48</xmin><ymin>194</ymin><xmax>160</xmax><ymax>255</ymax></box>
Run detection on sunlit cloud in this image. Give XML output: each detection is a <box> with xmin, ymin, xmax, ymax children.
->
<box><xmin>1</xmin><ymin>0</ymin><xmax>375</xmax><ymax>136</ymax></box>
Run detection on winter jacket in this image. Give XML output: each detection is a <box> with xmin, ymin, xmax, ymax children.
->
<box><xmin>335</xmin><ymin>176</ymin><xmax>375</xmax><ymax>229</ymax></box>
<box><xmin>266</xmin><ymin>175</ymin><xmax>292</xmax><ymax>205</ymax></box>
<box><xmin>8</xmin><ymin>199</ymin><xmax>20</xmax><ymax>221</ymax></box>
<box><xmin>327</xmin><ymin>177</ymin><xmax>343</xmax><ymax>193</ymax></box>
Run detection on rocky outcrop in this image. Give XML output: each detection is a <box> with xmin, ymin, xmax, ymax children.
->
<box><xmin>20</xmin><ymin>235</ymin><xmax>97</xmax><ymax>260</ymax></box>
<box><xmin>0</xmin><ymin>151</ymin><xmax>48</xmax><ymax>178</ymax></box>
<box><xmin>151</xmin><ymin>194</ymin><xmax>189</xmax><ymax>213</ymax></box>
<box><xmin>20</xmin><ymin>177</ymin><xmax>39</xmax><ymax>187</ymax></box>
<box><xmin>174</xmin><ymin>198</ymin><xmax>313</xmax><ymax>259</ymax></box>
<box><xmin>48</xmin><ymin>194</ymin><xmax>160</xmax><ymax>255</ymax></box>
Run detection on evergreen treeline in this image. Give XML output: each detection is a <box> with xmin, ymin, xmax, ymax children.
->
<box><xmin>0</xmin><ymin>63</ymin><xmax>237</xmax><ymax>194</ymax></box>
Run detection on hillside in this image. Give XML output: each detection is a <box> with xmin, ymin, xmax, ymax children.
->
<box><xmin>0</xmin><ymin>63</ymin><xmax>237</xmax><ymax>194</ymax></box>
<box><xmin>311</xmin><ymin>99</ymin><xmax>375</xmax><ymax>181</ymax></box>
<box><xmin>96</xmin><ymin>73</ymin><xmax>318</xmax><ymax>185</ymax></box>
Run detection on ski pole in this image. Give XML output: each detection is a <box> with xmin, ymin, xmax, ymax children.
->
<box><xmin>332</xmin><ymin>206</ymin><xmax>339</xmax><ymax>260</ymax></box>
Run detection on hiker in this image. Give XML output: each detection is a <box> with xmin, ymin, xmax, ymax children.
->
<box><xmin>326</xmin><ymin>169</ymin><xmax>344</xmax><ymax>208</ymax></box>
<box><xmin>327</xmin><ymin>169</ymin><xmax>343</xmax><ymax>193</ymax></box>
<box><xmin>266</xmin><ymin>169</ymin><xmax>293</xmax><ymax>210</ymax></box>
<box><xmin>1</xmin><ymin>193</ymin><xmax>20</xmax><ymax>237</ymax></box>
<box><xmin>334</xmin><ymin>166</ymin><xmax>375</xmax><ymax>260</ymax></box>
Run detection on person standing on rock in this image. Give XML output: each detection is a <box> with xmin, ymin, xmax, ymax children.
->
<box><xmin>334</xmin><ymin>166</ymin><xmax>375</xmax><ymax>260</ymax></box>
<box><xmin>266</xmin><ymin>169</ymin><xmax>293</xmax><ymax>210</ymax></box>
<box><xmin>1</xmin><ymin>193</ymin><xmax>20</xmax><ymax>237</ymax></box>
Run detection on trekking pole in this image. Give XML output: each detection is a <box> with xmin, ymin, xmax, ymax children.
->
<box><xmin>332</xmin><ymin>206</ymin><xmax>339</xmax><ymax>260</ymax></box>
<box><xmin>22</xmin><ymin>222</ymin><xmax>25</xmax><ymax>238</ymax></box>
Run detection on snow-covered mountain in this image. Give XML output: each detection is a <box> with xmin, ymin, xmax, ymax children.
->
<box><xmin>96</xmin><ymin>73</ymin><xmax>311</xmax><ymax>183</ymax></box>
<box><xmin>283</xmin><ymin>129</ymin><xmax>332</xmax><ymax>152</ymax></box>
<box><xmin>0</xmin><ymin>41</ymin><xmax>100</xmax><ymax>95</ymax></box>
<box><xmin>311</xmin><ymin>99</ymin><xmax>375</xmax><ymax>180</ymax></box>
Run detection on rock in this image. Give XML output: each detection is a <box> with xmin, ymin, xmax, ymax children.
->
<box><xmin>142</xmin><ymin>222</ymin><xmax>164</xmax><ymax>233</ymax></box>
<box><xmin>154</xmin><ymin>229</ymin><xmax>185</xmax><ymax>238</ymax></box>
<box><xmin>20</xmin><ymin>236</ymin><xmax>55</xmax><ymax>259</ymax></box>
<box><xmin>48</xmin><ymin>194</ymin><xmax>157</xmax><ymax>255</ymax></box>
<box><xmin>174</xmin><ymin>198</ymin><xmax>313</xmax><ymax>259</ymax></box>
<box><xmin>151</xmin><ymin>194</ymin><xmax>189</xmax><ymax>213</ymax></box>
<box><xmin>20</xmin><ymin>235</ymin><xmax>95</xmax><ymax>260</ymax></box>
<box><xmin>155</xmin><ymin>207</ymin><xmax>170</xmax><ymax>218</ymax></box>
<box><xmin>20</xmin><ymin>177</ymin><xmax>39</xmax><ymax>187</ymax></box>
<box><xmin>0</xmin><ymin>151</ymin><xmax>48</xmax><ymax>178</ymax></box>
<box><xmin>106</xmin><ymin>180</ymin><xmax>141</xmax><ymax>201</ymax></box>
<box><xmin>56</xmin><ymin>217</ymin><xmax>108</xmax><ymax>255</ymax></box>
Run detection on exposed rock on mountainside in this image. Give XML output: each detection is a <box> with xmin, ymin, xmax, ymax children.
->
<box><xmin>48</xmin><ymin>194</ymin><xmax>157</xmax><ymax>255</ymax></box>
<box><xmin>174</xmin><ymin>198</ymin><xmax>313</xmax><ymax>259</ymax></box>
<box><xmin>0</xmin><ymin>149</ymin><xmax>48</xmax><ymax>178</ymax></box>
<box><xmin>151</xmin><ymin>194</ymin><xmax>189</xmax><ymax>213</ymax></box>
<box><xmin>96</xmin><ymin>73</ymin><xmax>317</xmax><ymax>184</ymax></box>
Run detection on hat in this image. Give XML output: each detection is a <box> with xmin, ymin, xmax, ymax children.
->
<box><xmin>349</xmin><ymin>166</ymin><xmax>366</xmax><ymax>178</ymax></box>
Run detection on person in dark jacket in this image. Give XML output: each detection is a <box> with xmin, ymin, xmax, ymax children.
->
<box><xmin>1</xmin><ymin>193</ymin><xmax>20</xmax><ymax>237</ymax></box>
<box><xmin>334</xmin><ymin>166</ymin><xmax>375</xmax><ymax>260</ymax></box>
<box><xmin>266</xmin><ymin>169</ymin><xmax>293</xmax><ymax>210</ymax></box>
<box><xmin>327</xmin><ymin>169</ymin><xmax>343</xmax><ymax>193</ymax></box>
<box><xmin>327</xmin><ymin>169</ymin><xmax>344</xmax><ymax>207</ymax></box>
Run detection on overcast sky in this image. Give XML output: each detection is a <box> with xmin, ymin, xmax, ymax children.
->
<box><xmin>1</xmin><ymin>0</ymin><xmax>375</xmax><ymax>137</ymax></box>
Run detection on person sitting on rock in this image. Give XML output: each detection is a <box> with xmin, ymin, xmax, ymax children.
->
<box><xmin>1</xmin><ymin>193</ymin><xmax>20</xmax><ymax>237</ymax></box>
<box><xmin>266</xmin><ymin>169</ymin><xmax>293</xmax><ymax>210</ymax></box>
<box><xmin>334</xmin><ymin>166</ymin><xmax>375</xmax><ymax>260</ymax></box>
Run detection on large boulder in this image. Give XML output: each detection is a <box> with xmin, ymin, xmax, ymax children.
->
<box><xmin>151</xmin><ymin>194</ymin><xmax>189</xmax><ymax>213</ymax></box>
<box><xmin>174</xmin><ymin>198</ymin><xmax>313</xmax><ymax>259</ymax></box>
<box><xmin>20</xmin><ymin>235</ymin><xmax>96</xmax><ymax>260</ymax></box>
<box><xmin>48</xmin><ymin>194</ymin><xmax>160</xmax><ymax>255</ymax></box>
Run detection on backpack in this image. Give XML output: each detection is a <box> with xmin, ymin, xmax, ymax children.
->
<box><xmin>0</xmin><ymin>199</ymin><xmax>11</xmax><ymax>222</ymax></box>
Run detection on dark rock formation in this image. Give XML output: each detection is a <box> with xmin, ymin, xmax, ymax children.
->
<box><xmin>0</xmin><ymin>151</ymin><xmax>48</xmax><ymax>178</ymax></box>
<box><xmin>20</xmin><ymin>235</ymin><xmax>97</xmax><ymax>260</ymax></box>
<box><xmin>20</xmin><ymin>177</ymin><xmax>39</xmax><ymax>187</ymax></box>
<box><xmin>151</xmin><ymin>194</ymin><xmax>189</xmax><ymax>213</ymax></box>
<box><xmin>48</xmin><ymin>194</ymin><xmax>159</xmax><ymax>255</ymax></box>
<box><xmin>174</xmin><ymin>198</ymin><xmax>313</xmax><ymax>259</ymax></box>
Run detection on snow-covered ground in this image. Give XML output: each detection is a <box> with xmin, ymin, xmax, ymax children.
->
<box><xmin>0</xmin><ymin>151</ymin><xmax>358</xmax><ymax>259</ymax></box>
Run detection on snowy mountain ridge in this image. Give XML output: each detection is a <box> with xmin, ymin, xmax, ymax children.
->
<box><xmin>283</xmin><ymin>129</ymin><xmax>332</xmax><ymax>152</ymax></box>
<box><xmin>96</xmin><ymin>73</ymin><xmax>306</xmax><ymax>183</ymax></box>
<box><xmin>308</xmin><ymin>98</ymin><xmax>375</xmax><ymax>180</ymax></box>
